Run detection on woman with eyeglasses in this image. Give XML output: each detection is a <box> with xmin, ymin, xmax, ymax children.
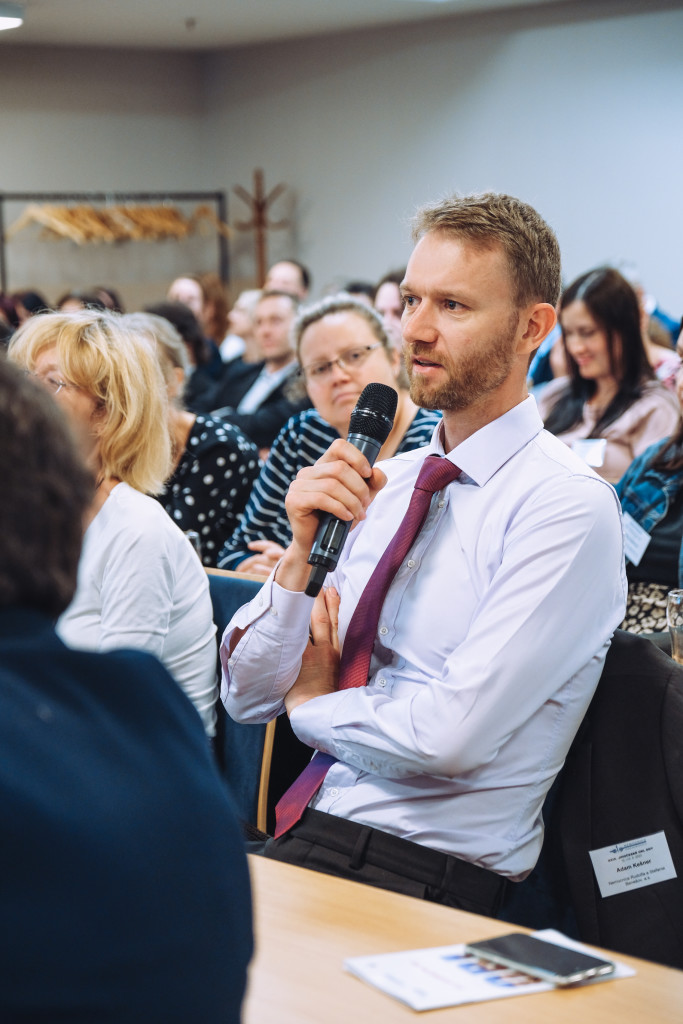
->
<box><xmin>8</xmin><ymin>309</ymin><xmax>218</xmax><ymax>736</ymax></box>
<box><xmin>218</xmin><ymin>294</ymin><xmax>441</xmax><ymax>578</ymax></box>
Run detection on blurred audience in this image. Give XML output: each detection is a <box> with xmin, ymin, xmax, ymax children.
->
<box><xmin>264</xmin><ymin>258</ymin><xmax>311</xmax><ymax>300</ymax></box>
<box><xmin>344</xmin><ymin>280</ymin><xmax>375</xmax><ymax>306</ymax></box>
<box><xmin>539</xmin><ymin>267</ymin><xmax>678</xmax><ymax>482</ymax></box>
<box><xmin>616</xmin><ymin>326</ymin><xmax>683</xmax><ymax>633</ymax></box>
<box><xmin>374</xmin><ymin>269</ymin><xmax>405</xmax><ymax>351</ymax></box>
<box><xmin>220</xmin><ymin>287</ymin><xmax>262</xmax><ymax>363</ymax></box>
<box><xmin>218</xmin><ymin>295</ymin><xmax>441</xmax><ymax>577</ymax></box>
<box><xmin>8</xmin><ymin>309</ymin><xmax>218</xmax><ymax>735</ymax></box>
<box><xmin>146</xmin><ymin>298</ymin><xmax>224</xmax><ymax>412</ymax></box>
<box><xmin>0</xmin><ymin>356</ymin><xmax>252</xmax><ymax>1024</ymax></box>
<box><xmin>56</xmin><ymin>289</ymin><xmax>108</xmax><ymax>313</ymax></box>
<box><xmin>13</xmin><ymin>289</ymin><xmax>49</xmax><ymax>322</ymax></box>
<box><xmin>92</xmin><ymin>284</ymin><xmax>125</xmax><ymax>313</ymax></box>
<box><xmin>206</xmin><ymin>289</ymin><xmax>311</xmax><ymax>452</ymax></box>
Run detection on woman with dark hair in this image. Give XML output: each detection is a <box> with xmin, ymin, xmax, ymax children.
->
<box><xmin>616</xmin><ymin>329</ymin><xmax>683</xmax><ymax>632</ymax></box>
<box><xmin>146</xmin><ymin>299</ymin><xmax>224</xmax><ymax>412</ymax></box>
<box><xmin>539</xmin><ymin>267</ymin><xmax>678</xmax><ymax>482</ymax></box>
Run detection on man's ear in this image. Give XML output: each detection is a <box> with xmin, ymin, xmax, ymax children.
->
<box><xmin>516</xmin><ymin>302</ymin><xmax>557</xmax><ymax>357</ymax></box>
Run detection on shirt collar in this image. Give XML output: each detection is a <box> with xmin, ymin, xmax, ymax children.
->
<box><xmin>427</xmin><ymin>396</ymin><xmax>544</xmax><ymax>487</ymax></box>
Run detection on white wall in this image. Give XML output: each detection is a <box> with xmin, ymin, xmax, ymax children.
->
<box><xmin>0</xmin><ymin>47</ymin><xmax>216</xmax><ymax>306</ymax></box>
<box><xmin>0</xmin><ymin>2</ymin><xmax>681</xmax><ymax>314</ymax></box>
<box><xmin>205</xmin><ymin>2</ymin><xmax>683</xmax><ymax>312</ymax></box>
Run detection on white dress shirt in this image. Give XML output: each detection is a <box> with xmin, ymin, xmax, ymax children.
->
<box><xmin>222</xmin><ymin>397</ymin><xmax>626</xmax><ymax>878</ymax></box>
<box><xmin>236</xmin><ymin>360</ymin><xmax>297</xmax><ymax>413</ymax></box>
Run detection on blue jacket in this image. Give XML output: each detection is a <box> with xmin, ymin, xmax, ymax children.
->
<box><xmin>616</xmin><ymin>438</ymin><xmax>683</xmax><ymax>585</ymax></box>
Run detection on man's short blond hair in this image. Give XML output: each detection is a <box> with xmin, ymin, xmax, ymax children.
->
<box><xmin>8</xmin><ymin>310</ymin><xmax>172</xmax><ymax>495</ymax></box>
<box><xmin>412</xmin><ymin>191</ymin><xmax>561</xmax><ymax>308</ymax></box>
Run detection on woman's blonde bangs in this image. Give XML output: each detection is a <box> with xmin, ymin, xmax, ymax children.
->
<box><xmin>9</xmin><ymin>311</ymin><xmax>172</xmax><ymax>495</ymax></box>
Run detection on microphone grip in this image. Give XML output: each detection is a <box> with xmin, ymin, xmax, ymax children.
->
<box><xmin>305</xmin><ymin>433</ymin><xmax>383</xmax><ymax>597</ymax></box>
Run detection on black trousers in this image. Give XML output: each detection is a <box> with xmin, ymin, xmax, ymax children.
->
<box><xmin>254</xmin><ymin>809</ymin><xmax>508</xmax><ymax>918</ymax></box>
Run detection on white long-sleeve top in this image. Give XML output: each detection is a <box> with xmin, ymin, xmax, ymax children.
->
<box><xmin>222</xmin><ymin>397</ymin><xmax>626</xmax><ymax>878</ymax></box>
<box><xmin>58</xmin><ymin>483</ymin><xmax>217</xmax><ymax>735</ymax></box>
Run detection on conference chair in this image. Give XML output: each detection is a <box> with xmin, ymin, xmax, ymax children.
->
<box><xmin>206</xmin><ymin>569</ymin><xmax>273</xmax><ymax>830</ymax></box>
<box><xmin>500</xmin><ymin>629</ymin><xmax>683</xmax><ymax>970</ymax></box>
<box><xmin>206</xmin><ymin>568</ymin><xmax>313</xmax><ymax>833</ymax></box>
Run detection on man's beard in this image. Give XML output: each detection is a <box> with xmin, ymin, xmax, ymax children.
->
<box><xmin>405</xmin><ymin>314</ymin><xmax>519</xmax><ymax>412</ymax></box>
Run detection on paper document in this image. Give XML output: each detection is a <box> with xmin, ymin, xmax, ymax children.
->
<box><xmin>344</xmin><ymin>928</ymin><xmax>634</xmax><ymax>1011</ymax></box>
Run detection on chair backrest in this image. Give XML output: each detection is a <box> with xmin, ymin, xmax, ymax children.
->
<box><xmin>558</xmin><ymin>628</ymin><xmax>683</xmax><ymax>968</ymax></box>
<box><xmin>501</xmin><ymin>630</ymin><xmax>683</xmax><ymax>970</ymax></box>
<box><xmin>206</xmin><ymin>568</ymin><xmax>274</xmax><ymax>830</ymax></box>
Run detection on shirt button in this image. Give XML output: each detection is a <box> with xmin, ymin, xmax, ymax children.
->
<box><xmin>379</xmin><ymin>625</ymin><xmax>388</xmax><ymax>635</ymax></box>
<box><xmin>270</xmin><ymin>607</ymin><xmax>278</xmax><ymax>616</ymax></box>
<box><xmin>407</xmin><ymin>559</ymin><xmax>416</xmax><ymax>568</ymax></box>
<box><xmin>328</xmin><ymin>787</ymin><xmax>339</xmax><ymax>797</ymax></box>
<box><xmin>438</xmin><ymin>500</ymin><xmax>445</xmax><ymax>509</ymax></box>
<box><xmin>377</xmin><ymin>678</ymin><xmax>386</xmax><ymax>688</ymax></box>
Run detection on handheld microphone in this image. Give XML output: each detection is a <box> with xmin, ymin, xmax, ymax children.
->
<box><xmin>306</xmin><ymin>382</ymin><xmax>398</xmax><ymax>597</ymax></box>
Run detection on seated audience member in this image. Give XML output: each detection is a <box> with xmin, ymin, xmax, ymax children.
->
<box><xmin>8</xmin><ymin>310</ymin><xmax>218</xmax><ymax>735</ymax></box>
<box><xmin>219</xmin><ymin>295</ymin><xmax>440</xmax><ymax>577</ymax></box>
<box><xmin>167</xmin><ymin>273</ymin><xmax>205</xmax><ymax>322</ymax></box>
<box><xmin>220</xmin><ymin>288</ymin><xmax>262</xmax><ymax>363</ymax></box>
<box><xmin>343</xmin><ymin>281</ymin><xmax>375</xmax><ymax>306</ymax></box>
<box><xmin>539</xmin><ymin>267</ymin><xmax>679</xmax><ymax>483</ymax></box>
<box><xmin>92</xmin><ymin>284</ymin><xmax>125</xmax><ymax>313</ymax></box>
<box><xmin>56</xmin><ymin>289</ymin><xmax>108</xmax><ymax>313</ymax></box>
<box><xmin>644</xmin><ymin>316</ymin><xmax>680</xmax><ymax>389</ymax></box>
<box><xmin>123</xmin><ymin>312</ymin><xmax>261</xmax><ymax>567</ymax></box>
<box><xmin>0</xmin><ymin>358</ymin><xmax>252</xmax><ymax>1023</ymax></box>
<box><xmin>0</xmin><ymin>296</ymin><xmax>17</xmax><ymax>347</ymax></box>
<box><xmin>264</xmin><ymin>258</ymin><xmax>311</xmax><ymax>300</ymax></box>
<box><xmin>169</xmin><ymin>271</ymin><xmax>230</xmax><ymax>350</ymax></box>
<box><xmin>617</xmin><ymin>331</ymin><xmax>683</xmax><ymax>632</ymax></box>
<box><xmin>207</xmin><ymin>289</ymin><xmax>311</xmax><ymax>451</ymax></box>
<box><xmin>374</xmin><ymin>269</ymin><xmax>406</xmax><ymax>350</ymax></box>
<box><xmin>0</xmin><ymin>293</ymin><xmax>20</xmax><ymax>329</ymax></box>
<box><xmin>221</xmin><ymin>192</ymin><xmax>626</xmax><ymax>913</ymax></box>
<box><xmin>146</xmin><ymin>298</ymin><xmax>224</xmax><ymax>412</ymax></box>
<box><xmin>13</xmin><ymin>288</ymin><xmax>49</xmax><ymax>322</ymax></box>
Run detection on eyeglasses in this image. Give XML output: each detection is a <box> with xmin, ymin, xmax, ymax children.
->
<box><xmin>301</xmin><ymin>344</ymin><xmax>383</xmax><ymax>382</ymax></box>
<box><xmin>24</xmin><ymin>369</ymin><xmax>74</xmax><ymax>396</ymax></box>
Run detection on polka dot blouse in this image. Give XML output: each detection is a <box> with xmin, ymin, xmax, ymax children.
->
<box><xmin>158</xmin><ymin>415</ymin><xmax>261</xmax><ymax>567</ymax></box>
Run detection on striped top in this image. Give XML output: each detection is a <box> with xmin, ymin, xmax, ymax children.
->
<box><xmin>217</xmin><ymin>406</ymin><xmax>442</xmax><ymax>570</ymax></box>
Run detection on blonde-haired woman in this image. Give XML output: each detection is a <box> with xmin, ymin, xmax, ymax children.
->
<box><xmin>8</xmin><ymin>310</ymin><xmax>218</xmax><ymax>735</ymax></box>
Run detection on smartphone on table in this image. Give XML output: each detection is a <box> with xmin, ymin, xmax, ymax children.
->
<box><xmin>464</xmin><ymin>932</ymin><xmax>615</xmax><ymax>986</ymax></box>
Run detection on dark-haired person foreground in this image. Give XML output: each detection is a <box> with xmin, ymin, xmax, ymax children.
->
<box><xmin>538</xmin><ymin>267</ymin><xmax>678</xmax><ymax>483</ymax></box>
<box><xmin>0</xmin><ymin>358</ymin><xmax>252</xmax><ymax>1023</ymax></box>
<box><xmin>222</xmin><ymin>193</ymin><xmax>626</xmax><ymax>915</ymax></box>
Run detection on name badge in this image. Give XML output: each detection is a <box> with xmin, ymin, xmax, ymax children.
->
<box><xmin>572</xmin><ymin>438</ymin><xmax>607</xmax><ymax>468</ymax></box>
<box><xmin>621</xmin><ymin>511</ymin><xmax>652</xmax><ymax>566</ymax></box>
<box><xmin>589</xmin><ymin>831</ymin><xmax>677</xmax><ymax>898</ymax></box>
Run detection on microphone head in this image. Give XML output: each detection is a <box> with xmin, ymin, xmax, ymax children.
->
<box><xmin>348</xmin><ymin>383</ymin><xmax>398</xmax><ymax>444</ymax></box>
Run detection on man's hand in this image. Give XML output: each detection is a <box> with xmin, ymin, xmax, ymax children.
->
<box><xmin>285</xmin><ymin>587</ymin><xmax>341</xmax><ymax>716</ymax></box>
<box><xmin>276</xmin><ymin>438</ymin><xmax>387</xmax><ymax>592</ymax></box>
<box><xmin>236</xmin><ymin>540</ymin><xmax>286</xmax><ymax>579</ymax></box>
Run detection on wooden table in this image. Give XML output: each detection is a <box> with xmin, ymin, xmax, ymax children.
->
<box><xmin>244</xmin><ymin>855</ymin><xmax>683</xmax><ymax>1023</ymax></box>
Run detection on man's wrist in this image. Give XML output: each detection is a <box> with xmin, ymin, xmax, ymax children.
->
<box><xmin>274</xmin><ymin>541</ymin><xmax>314</xmax><ymax>593</ymax></box>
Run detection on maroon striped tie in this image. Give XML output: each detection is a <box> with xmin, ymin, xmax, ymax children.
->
<box><xmin>274</xmin><ymin>455</ymin><xmax>461</xmax><ymax>838</ymax></box>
